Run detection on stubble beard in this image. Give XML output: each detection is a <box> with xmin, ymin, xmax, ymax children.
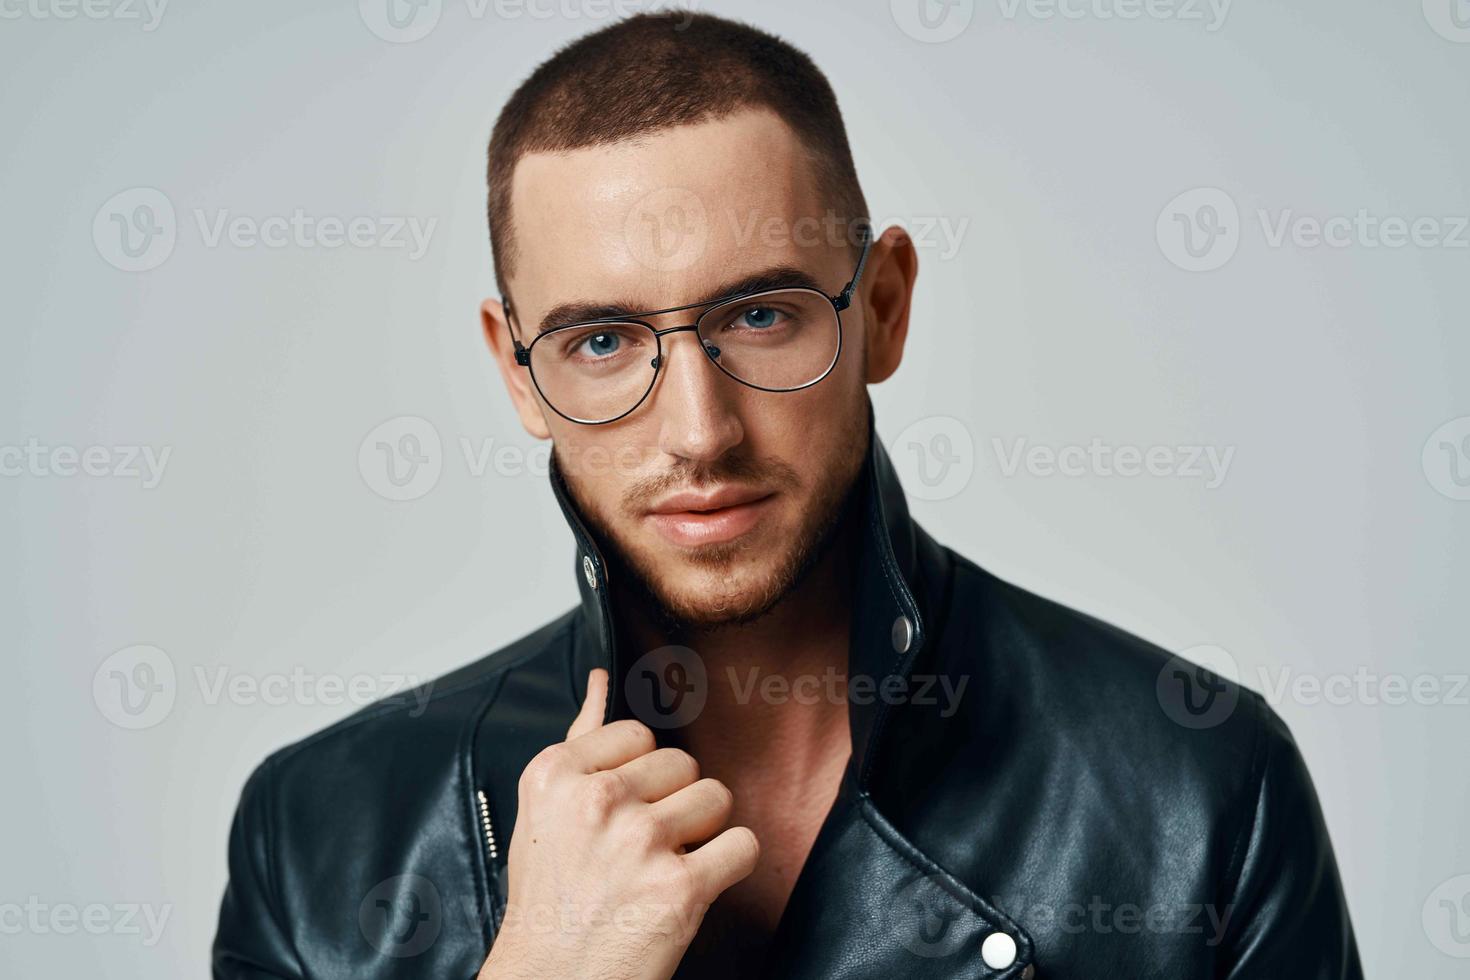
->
<box><xmin>558</xmin><ymin>407</ymin><xmax>871</xmax><ymax>639</ymax></box>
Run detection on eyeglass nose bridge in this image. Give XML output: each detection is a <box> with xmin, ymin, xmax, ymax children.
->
<box><xmin>648</xmin><ymin>321</ymin><xmax>721</xmax><ymax>371</ymax></box>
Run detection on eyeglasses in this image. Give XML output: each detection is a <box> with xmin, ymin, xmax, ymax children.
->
<box><xmin>504</xmin><ymin>223</ymin><xmax>872</xmax><ymax>425</ymax></box>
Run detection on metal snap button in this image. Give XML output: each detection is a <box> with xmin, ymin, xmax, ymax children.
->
<box><xmin>582</xmin><ymin>554</ymin><xmax>598</xmax><ymax>590</ymax></box>
<box><xmin>981</xmin><ymin>931</ymin><xmax>1018</xmax><ymax>970</ymax></box>
<box><xmin>891</xmin><ymin>614</ymin><xmax>914</xmax><ymax>653</ymax></box>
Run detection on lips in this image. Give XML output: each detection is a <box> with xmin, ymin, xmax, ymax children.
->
<box><xmin>644</xmin><ymin>486</ymin><xmax>775</xmax><ymax>547</ymax></box>
<box><xmin>647</xmin><ymin>486</ymin><xmax>771</xmax><ymax>515</ymax></box>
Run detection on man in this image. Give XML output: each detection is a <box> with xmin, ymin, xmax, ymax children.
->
<box><xmin>214</xmin><ymin>12</ymin><xmax>1362</xmax><ymax>979</ymax></box>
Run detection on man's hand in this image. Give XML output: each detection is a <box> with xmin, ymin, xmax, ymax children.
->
<box><xmin>478</xmin><ymin>669</ymin><xmax>759</xmax><ymax>980</ymax></box>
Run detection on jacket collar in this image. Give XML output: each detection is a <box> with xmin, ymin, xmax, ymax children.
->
<box><xmin>549</xmin><ymin>396</ymin><xmax>932</xmax><ymax>783</ymax></box>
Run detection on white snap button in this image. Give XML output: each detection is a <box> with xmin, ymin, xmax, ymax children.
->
<box><xmin>582</xmin><ymin>554</ymin><xmax>598</xmax><ymax>590</ymax></box>
<box><xmin>981</xmin><ymin>931</ymin><xmax>1017</xmax><ymax>970</ymax></box>
<box><xmin>891</xmin><ymin>614</ymin><xmax>914</xmax><ymax>653</ymax></box>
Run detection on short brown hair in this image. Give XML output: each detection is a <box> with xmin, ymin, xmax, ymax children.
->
<box><xmin>485</xmin><ymin>11</ymin><xmax>869</xmax><ymax>290</ymax></box>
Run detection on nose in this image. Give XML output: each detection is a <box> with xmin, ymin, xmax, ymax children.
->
<box><xmin>649</xmin><ymin>327</ymin><xmax>744</xmax><ymax>463</ymax></box>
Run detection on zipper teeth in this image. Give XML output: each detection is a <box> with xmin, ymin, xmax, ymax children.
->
<box><xmin>476</xmin><ymin>789</ymin><xmax>499</xmax><ymax>861</ymax></box>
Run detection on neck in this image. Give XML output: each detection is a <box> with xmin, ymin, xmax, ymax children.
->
<box><xmin>616</xmin><ymin>503</ymin><xmax>860</xmax><ymax>768</ymax></box>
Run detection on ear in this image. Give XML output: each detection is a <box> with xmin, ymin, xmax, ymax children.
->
<box><xmin>481</xmin><ymin>296</ymin><xmax>553</xmax><ymax>440</ymax></box>
<box><xmin>859</xmin><ymin>225</ymin><xmax>919</xmax><ymax>385</ymax></box>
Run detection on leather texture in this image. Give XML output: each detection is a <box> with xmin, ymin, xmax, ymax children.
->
<box><xmin>214</xmin><ymin>402</ymin><xmax>1363</xmax><ymax>979</ymax></box>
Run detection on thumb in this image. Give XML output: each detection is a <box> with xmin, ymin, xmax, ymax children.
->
<box><xmin>566</xmin><ymin>668</ymin><xmax>609</xmax><ymax>741</ymax></box>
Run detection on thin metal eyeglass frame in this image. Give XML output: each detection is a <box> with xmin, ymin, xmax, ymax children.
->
<box><xmin>502</xmin><ymin>222</ymin><xmax>873</xmax><ymax>425</ymax></box>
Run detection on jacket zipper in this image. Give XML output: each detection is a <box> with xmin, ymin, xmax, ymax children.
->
<box><xmin>476</xmin><ymin>789</ymin><xmax>499</xmax><ymax>862</ymax></box>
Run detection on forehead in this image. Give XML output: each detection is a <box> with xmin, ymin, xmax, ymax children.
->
<box><xmin>506</xmin><ymin>108</ymin><xmax>830</xmax><ymax>314</ymax></box>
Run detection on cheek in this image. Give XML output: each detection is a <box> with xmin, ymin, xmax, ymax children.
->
<box><xmin>550</xmin><ymin>422</ymin><xmax>657</xmax><ymax>492</ymax></box>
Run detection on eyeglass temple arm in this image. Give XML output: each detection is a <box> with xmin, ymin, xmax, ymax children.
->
<box><xmin>502</xmin><ymin>298</ymin><xmax>532</xmax><ymax>366</ymax></box>
<box><xmin>832</xmin><ymin>222</ymin><xmax>874</xmax><ymax>312</ymax></box>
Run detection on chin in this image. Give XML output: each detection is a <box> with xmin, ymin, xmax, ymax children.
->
<box><xmin>618</xmin><ymin>519</ymin><xmax>830</xmax><ymax>633</ymax></box>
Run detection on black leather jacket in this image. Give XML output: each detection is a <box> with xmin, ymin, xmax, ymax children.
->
<box><xmin>214</xmin><ymin>410</ymin><xmax>1363</xmax><ymax>979</ymax></box>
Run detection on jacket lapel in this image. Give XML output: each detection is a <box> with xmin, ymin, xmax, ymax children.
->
<box><xmin>760</xmin><ymin>785</ymin><xmax>1035</xmax><ymax>978</ymax></box>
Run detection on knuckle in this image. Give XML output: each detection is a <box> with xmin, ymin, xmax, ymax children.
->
<box><xmin>609</xmin><ymin>718</ymin><xmax>656</xmax><ymax>754</ymax></box>
<box><xmin>519</xmin><ymin>748</ymin><xmax>563</xmax><ymax>794</ymax></box>
<box><xmin>626</xmin><ymin>808</ymin><xmax>666</xmax><ymax>849</ymax></box>
<box><xmin>668</xmin><ymin>748</ymin><xmax>700</xmax><ymax>783</ymax></box>
<box><xmin>701</xmin><ymin>778</ymin><xmax>734</xmax><ymax>811</ymax></box>
<box><xmin>575</xmin><ymin>769</ymin><xmax>626</xmax><ymax>819</ymax></box>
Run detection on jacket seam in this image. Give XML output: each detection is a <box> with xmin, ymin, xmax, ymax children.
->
<box><xmin>1220</xmin><ymin>690</ymin><xmax>1270</xmax><ymax>909</ymax></box>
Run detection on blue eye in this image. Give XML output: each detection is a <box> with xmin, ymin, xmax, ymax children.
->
<box><xmin>579</xmin><ymin>332</ymin><xmax>621</xmax><ymax>357</ymax></box>
<box><xmin>740</xmin><ymin>307</ymin><xmax>778</xmax><ymax>329</ymax></box>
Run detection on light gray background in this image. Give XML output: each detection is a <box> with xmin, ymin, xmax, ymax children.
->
<box><xmin>2</xmin><ymin>0</ymin><xmax>1467</xmax><ymax>975</ymax></box>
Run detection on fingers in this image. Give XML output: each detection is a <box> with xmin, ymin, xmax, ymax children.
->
<box><xmin>681</xmin><ymin>826</ymin><xmax>760</xmax><ymax>901</ymax></box>
<box><xmin>648</xmin><ymin>778</ymin><xmax>733</xmax><ymax>846</ymax></box>
<box><xmin>566</xmin><ymin>668</ymin><xmax>608</xmax><ymax>741</ymax></box>
<box><xmin>564</xmin><ymin>718</ymin><xmax>657</xmax><ymax>773</ymax></box>
<box><xmin>615</xmin><ymin>748</ymin><xmax>700</xmax><ymax>802</ymax></box>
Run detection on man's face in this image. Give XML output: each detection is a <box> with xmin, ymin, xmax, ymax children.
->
<box><xmin>490</xmin><ymin>109</ymin><xmax>879</xmax><ymax>629</ymax></box>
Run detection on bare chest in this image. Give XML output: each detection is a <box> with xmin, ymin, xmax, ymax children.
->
<box><xmin>675</xmin><ymin>753</ymin><xmax>849</xmax><ymax>978</ymax></box>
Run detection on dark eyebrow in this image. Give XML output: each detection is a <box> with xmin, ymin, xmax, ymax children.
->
<box><xmin>535</xmin><ymin>265</ymin><xmax>827</xmax><ymax>335</ymax></box>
